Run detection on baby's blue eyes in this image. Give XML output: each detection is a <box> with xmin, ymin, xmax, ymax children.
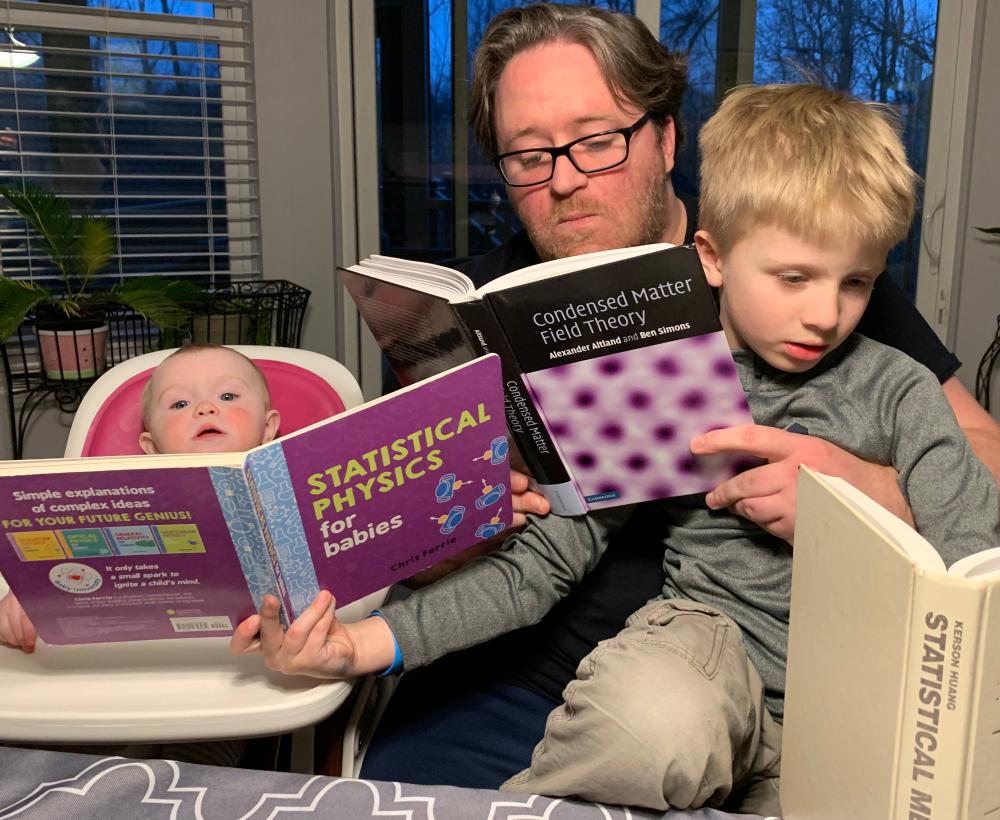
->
<box><xmin>168</xmin><ymin>392</ymin><xmax>238</xmax><ymax>410</ymax></box>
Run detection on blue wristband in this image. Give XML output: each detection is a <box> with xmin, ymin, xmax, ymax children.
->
<box><xmin>369</xmin><ymin>610</ymin><xmax>404</xmax><ymax>677</ymax></box>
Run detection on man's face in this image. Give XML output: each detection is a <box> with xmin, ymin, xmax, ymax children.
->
<box><xmin>493</xmin><ymin>41</ymin><xmax>675</xmax><ymax>261</ymax></box>
<box><xmin>696</xmin><ymin>225</ymin><xmax>886</xmax><ymax>373</ymax></box>
<box><xmin>140</xmin><ymin>348</ymin><xmax>279</xmax><ymax>454</ymax></box>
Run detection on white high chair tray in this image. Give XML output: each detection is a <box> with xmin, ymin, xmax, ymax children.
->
<box><xmin>0</xmin><ymin>577</ymin><xmax>385</xmax><ymax>744</ymax></box>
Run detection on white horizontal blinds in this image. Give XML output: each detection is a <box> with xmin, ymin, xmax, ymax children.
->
<box><xmin>0</xmin><ymin>0</ymin><xmax>258</xmax><ymax>287</ymax></box>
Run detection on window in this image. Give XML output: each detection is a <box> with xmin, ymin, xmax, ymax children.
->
<box><xmin>663</xmin><ymin>0</ymin><xmax>939</xmax><ymax>300</ymax></box>
<box><xmin>372</xmin><ymin>0</ymin><xmax>940</xmax><ymax>305</ymax></box>
<box><xmin>374</xmin><ymin>0</ymin><xmax>634</xmax><ymax>264</ymax></box>
<box><xmin>0</xmin><ymin>0</ymin><xmax>258</xmax><ymax>288</ymax></box>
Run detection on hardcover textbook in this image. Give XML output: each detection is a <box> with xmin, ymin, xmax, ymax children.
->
<box><xmin>781</xmin><ymin>468</ymin><xmax>1000</xmax><ymax>820</ymax></box>
<box><xmin>0</xmin><ymin>356</ymin><xmax>510</xmax><ymax>645</ymax></box>
<box><xmin>339</xmin><ymin>243</ymin><xmax>754</xmax><ymax>516</ymax></box>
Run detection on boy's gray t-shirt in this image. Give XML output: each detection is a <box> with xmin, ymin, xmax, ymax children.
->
<box><xmin>381</xmin><ymin>334</ymin><xmax>1000</xmax><ymax>719</ymax></box>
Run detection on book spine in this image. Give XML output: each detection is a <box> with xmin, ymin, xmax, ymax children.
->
<box><xmin>242</xmin><ymin>465</ymin><xmax>295</xmax><ymax>626</ymax></box>
<box><xmin>892</xmin><ymin>575</ymin><xmax>983</xmax><ymax>819</ymax></box>
<box><xmin>453</xmin><ymin>300</ymin><xmax>586</xmax><ymax>517</ymax></box>
<box><xmin>244</xmin><ymin>445</ymin><xmax>322</xmax><ymax>620</ymax></box>
<box><xmin>207</xmin><ymin>466</ymin><xmax>281</xmax><ymax>613</ymax></box>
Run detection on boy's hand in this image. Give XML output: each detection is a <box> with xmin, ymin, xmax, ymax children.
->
<box><xmin>510</xmin><ymin>468</ymin><xmax>550</xmax><ymax>528</ymax></box>
<box><xmin>0</xmin><ymin>592</ymin><xmax>37</xmax><ymax>654</ymax></box>
<box><xmin>691</xmin><ymin>424</ymin><xmax>910</xmax><ymax>543</ymax></box>
<box><xmin>229</xmin><ymin>591</ymin><xmax>395</xmax><ymax>680</ymax></box>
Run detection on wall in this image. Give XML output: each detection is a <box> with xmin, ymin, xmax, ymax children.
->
<box><xmin>252</xmin><ymin>0</ymin><xmax>339</xmax><ymax>358</ymax></box>
<box><xmin>0</xmin><ymin>399</ymin><xmax>74</xmax><ymax>461</ymax></box>
<box><xmin>949</xmin><ymin>1</ymin><xmax>1000</xmax><ymax>414</ymax></box>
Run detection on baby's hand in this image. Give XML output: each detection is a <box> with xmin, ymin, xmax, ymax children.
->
<box><xmin>230</xmin><ymin>591</ymin><xmax>394</xmax><ymax>680</ymax></box>
<box><xmin>0</xmin><ymin>592</ymin><xmax>37</xmax><ymax>653</ymax></box>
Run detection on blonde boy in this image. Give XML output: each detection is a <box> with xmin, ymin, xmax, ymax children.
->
<box><xmin>235</xmin><ymin>86</ymin><xmax>1000</xmax><ymax>812</ymax></box>
<box><xmin>0</xmin><ymin>344</ymin><xmax>280</xmax><ymax>653</ymax></box>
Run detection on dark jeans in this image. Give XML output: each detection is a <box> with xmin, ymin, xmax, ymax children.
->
<box><xmin>359</xmin><ymin>669</ymin><xmax>557</xmax><ymax>789</ymax></box>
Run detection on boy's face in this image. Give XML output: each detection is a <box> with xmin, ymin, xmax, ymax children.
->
<box><xmin>695</xmin><ymin>225</ymin><xmax>886</xmax><ymax>373</ymax></box>
<box><xmin>139</xmin><ymin>348</ymin><xmax>280</xmax><ymax>455</ymax></box>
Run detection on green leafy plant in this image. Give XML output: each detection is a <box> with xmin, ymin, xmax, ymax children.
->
<box><xmin>0</xmin><ymin>183</ymin><xmax>203</xmax><ymax>341</ymax></box>
<box><xmin>977</xmin><ymin>227</ymin><xmax>1000</xmax><ymax>237</ymax></box>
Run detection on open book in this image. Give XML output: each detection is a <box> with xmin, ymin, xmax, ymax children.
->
<box><xmin>781</xmin><ymin>468</ymin><xmax>1000</xmax><ymax>819</ymax></box>
<box><xmin>0</xmin><ymin>356</ymin><xmax>510</xmax><ymax>645</ymax></box>
<box><xmin>339</xmin><ymin>243</ymin><xmax>754</xmax><ymax>516</ymax></box>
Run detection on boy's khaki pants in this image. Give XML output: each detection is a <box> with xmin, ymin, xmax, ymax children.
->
<box><xmin>501</xmin><ymin>599</ymin><xmax>782</xmax><ymax>814</ymax></box>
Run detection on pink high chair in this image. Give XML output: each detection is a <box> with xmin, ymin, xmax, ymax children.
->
<box><xmin>0</xmin><ymin>345</ymin><xmax>386</xmax><ymax>774</ymax></box>
<box><xmin>65</xmin><ymin>345</ymin><xmax>364</xmax><ymax>457</ymax></box>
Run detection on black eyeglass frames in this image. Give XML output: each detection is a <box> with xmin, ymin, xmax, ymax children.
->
<box><xmin>493</xmin><ymin>112</ymin><xmax>655</xmax><ymax>187</ymax></box>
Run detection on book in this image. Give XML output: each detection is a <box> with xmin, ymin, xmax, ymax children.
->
<box><xmin>339</xmin><ymin>243</ymin><xmax>755</xmax><ymax>516</ymax></box>
<box><xmin>0</xmin><ymin>355</ymin><xmax>511</xmax><ymax>645</ymax></box>
<box><xmin>781</xmin><ymin>467</ymin><xmax>1000</xmax><ymax>819</ymax></box>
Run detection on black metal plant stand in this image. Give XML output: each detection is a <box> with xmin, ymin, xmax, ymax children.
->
<box><xmin>975</xmin><ymin>314</ymin><xmax>1000</xmax><ymax>413</ymax></box>
<box><xmin>2</xmin><ymin>307</ymin><xmax>163</xmax><ymax>459</ymax></box>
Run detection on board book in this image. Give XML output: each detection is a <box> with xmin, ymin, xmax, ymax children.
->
<box><xmin>781</xmin><ymin>467</ymin><xmax>1000</xmax><ymax>819</ymax></box>
<box><xmin>0</xmin><ymin>355</ymin><xmax>510</xmax><ymax>645</ymax></box>
<box><xmin>339</xmin><ymin>243</ymin><xmax>754</xmax><ymax>516</ymax></box>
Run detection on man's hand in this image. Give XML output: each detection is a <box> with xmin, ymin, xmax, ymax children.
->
<box><xmin>510</xmin><ymin>468</ymin><xmax>550</xmax><ymax>527</ymax></box>
<box><xmin>229</xmin><ymin>591</ymin><xmax>395</xmax><ymax>679</ymax></box>
<box><xmin>0</xmin><ymin>592</ymin><xmax>37</xmax><ymax>654</ymax></box>
<box><xmin>691</xmin><ymin>425</ymin><xmax>910</xmax><ymax>543</ymax></box>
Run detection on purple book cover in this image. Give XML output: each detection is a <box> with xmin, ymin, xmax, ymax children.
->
<box><xmin>0</xmin><ymin>467</ymin><xmax>258</xmax><ymax>644</ymax></box>
<box><xmin>482</xmin><ymin>245</ymin><xmax>757</xmax><ymax>511</ymax></box>
<box><xmin>0</xmin><ymin>355</ymin><xmax>510</xmax><ymax>644</ymax></box>
<box><xmin>247</xmin><ymin>354</ymin><xmax>511</xmax><ymax>618</ymax></box>
<box><xmin>522</xmin><ymin>334</ymin><xmax>755</xmax><ymax>509</ymax></box>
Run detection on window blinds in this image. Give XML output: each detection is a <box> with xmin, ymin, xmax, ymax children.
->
<box><xmin>0</xmin><ymin>0</ymin><xmax>258</xmax><ymax>286</ymax></box>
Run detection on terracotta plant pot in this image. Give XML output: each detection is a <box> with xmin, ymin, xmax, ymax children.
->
<box><xmin>34</xmin><ymin>311</ymin><xmax>108</xmax><ymax>380</ymax></box>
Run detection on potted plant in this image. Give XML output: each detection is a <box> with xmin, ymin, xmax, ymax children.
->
<box><xmin>0</xmin><ymin>183</ymin><xmax>202</xmax><ymax>379</ymax></box>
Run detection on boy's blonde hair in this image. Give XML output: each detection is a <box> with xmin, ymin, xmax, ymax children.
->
<box><xmin>698</xmin><ymin>83</ymin><xmax>917</xmax><ymax>253</ymax></box>
<box><xmin>140</xmin><ymin>344</ymin><xmax>271</xmax><ymax>429</ymax></box>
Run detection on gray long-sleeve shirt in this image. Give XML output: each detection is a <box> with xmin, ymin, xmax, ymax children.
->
<box><xmin>381</xmin><ymin>335</ymin><xmax>1000</xmax><ymax>719</ymax></box>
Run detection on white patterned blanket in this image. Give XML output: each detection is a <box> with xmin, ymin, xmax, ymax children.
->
<box><xmin>0</xmin><ymin>746</ymin><xmax>772</xmax><ymax>820</ymax></box>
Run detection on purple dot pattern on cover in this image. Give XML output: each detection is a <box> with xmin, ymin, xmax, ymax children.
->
<box><xmin>522</xmin><ymin>332</ymin><xmax>756</xmax><ymax>510</ymax></box>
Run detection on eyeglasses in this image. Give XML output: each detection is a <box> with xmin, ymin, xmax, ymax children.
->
<box><xmin>494</xmin><ymin>112</ymin><xmax>654</xmax><ymax>188</ymax></box>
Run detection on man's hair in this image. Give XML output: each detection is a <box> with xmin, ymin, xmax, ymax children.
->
<box><xmin>470</xmin><ymin>3</ymin><xmax>688</xmax><ymax>158</ymax></box>
<box><xmin>698</xmin><ymin>83</ymin><xmax>918</xmax><ymax>252</ymax></box>
<box><xmin>140</xmin><ymin>343</ymin><xmax>271</xmax><ymax>429</ymax></box>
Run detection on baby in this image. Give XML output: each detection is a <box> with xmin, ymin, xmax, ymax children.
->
<box><xmin>0</xmin><ymin>343</ymin><xmax>280</xmax><ymax>652</ymax></box>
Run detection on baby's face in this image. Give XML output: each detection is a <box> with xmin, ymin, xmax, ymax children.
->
<box><xmin>140</xmin><ymin>349</ymin><xmax>279</xmax><ymax>455</ymax></box>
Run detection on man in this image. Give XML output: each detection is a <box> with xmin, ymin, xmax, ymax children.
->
<box><xmin>357</xmin><ymin>2</ymin><xmax>1000</xmax><ymax>791</ymax></box>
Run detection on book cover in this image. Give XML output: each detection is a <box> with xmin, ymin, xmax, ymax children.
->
<box><xmin>243</xmin><ymin>353</ymin><xmax>511</xmax><ymax>618</ymax></box>
<box><xmin>482</xmin><ymin>246</ymin><xmax>754</xmax><ymax>510</ymax></box>
<box><xmin>0</xmin><ymin>465</ymin><xmax>260</xmax><ymax>643</ymax></box>
<box><xmin>781</xmin><ymin>468</ymin><xmax>1000</xmax><ymax>820</ymax></box>
<box><xmin>0</xmin><ymin>356</ymin><xmax>511</xmax><ymax>645</ymax></box>
<box><xmin>341</xmin><ymin>244</ymin><xmax>755</xmax><ymax>514</ymax></box>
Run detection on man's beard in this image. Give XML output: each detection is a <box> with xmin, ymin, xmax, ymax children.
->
<box><xmin>519</xmin><ymin>167</ymin><xmax>673</xmax><ymax>261</ymax></box>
